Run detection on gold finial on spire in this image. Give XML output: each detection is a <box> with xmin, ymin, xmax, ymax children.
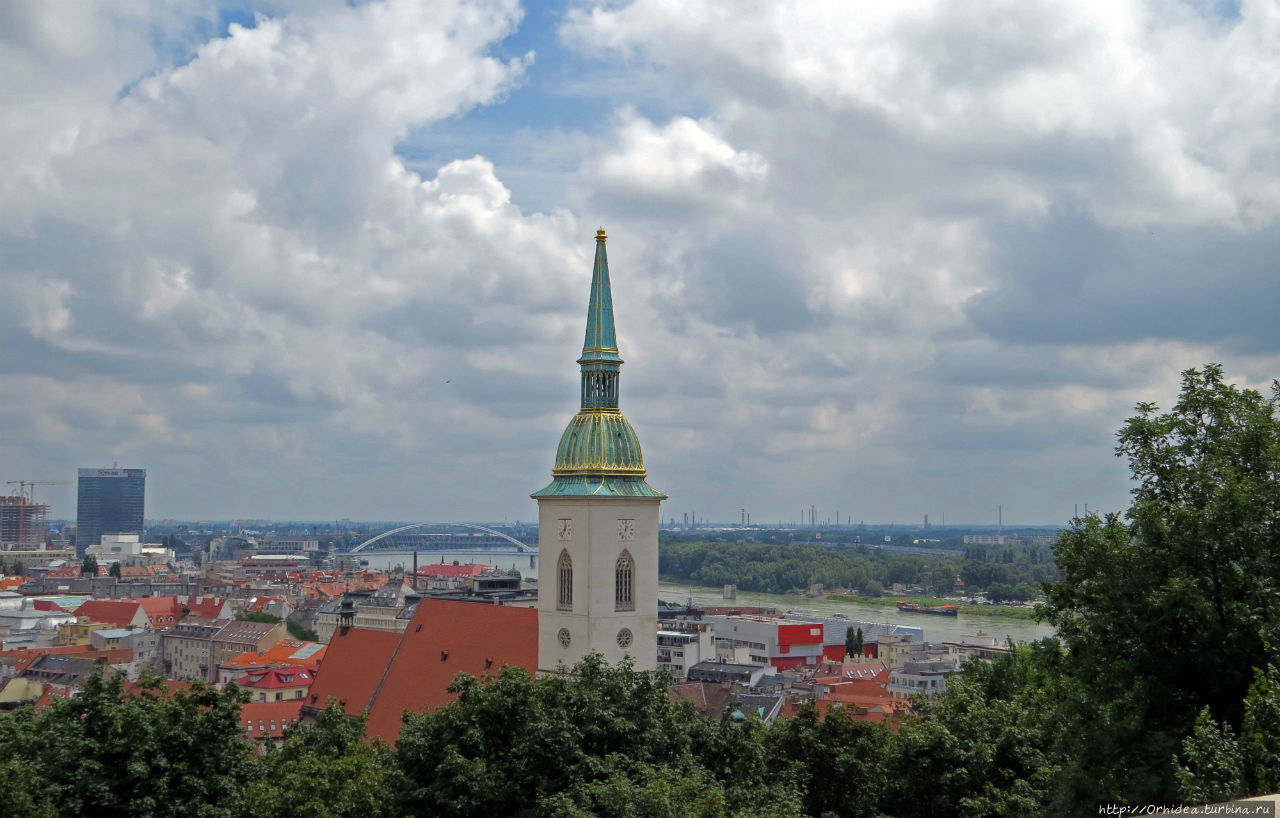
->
<box><xmin>596</xmin><ymin>227</ymin><xmax>607</xmax><ymax>243</ymax></box>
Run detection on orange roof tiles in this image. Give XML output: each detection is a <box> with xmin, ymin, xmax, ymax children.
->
<box><xmin>222</xmin><ymin>640</ymin><xmax>327</xmax><ymax>671</ymax></box>
<box><xmin>307</xmin><ymin>598</ymin><xmax>537</xmax><ymax>745</ymax></box>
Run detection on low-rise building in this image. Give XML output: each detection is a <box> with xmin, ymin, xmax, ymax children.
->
<box><xmin>241</xmin><ymin>700</ymin><xmax>304</xmax><ymax>747</ymax></box>
<box><xmin>315</xmin><ymin>579</ymin><xmax>416</xmax><ymax>642</ymax></box>
<box><xmin>217</xmin><ymin>639</ymin><xmax>326</xmax><ymax>684</ymax></box>
<box><xmin>239</xmin><ymin>665</ymin><xmax>315</xmax><ymax>702</ymax></box>
<box><xmin>213</xmin><ymin>619</ymin><xmax>287</xmax><ymax>670</ymax></box>
<box><xmin>163</xmin><ymin>617</ymin><xmax>227</xmax><ymax>681</ymax></box>
<box><xmin>656</xmin><ymin>623</ymin><xmax>713</xmax><ymax>681</ymax></box>
<box><xmin>57</xmin><ymin>617</ymin><xmax>114</xmax><ymax>646</ymax></box>
<box><xmin>889</xmin><ymin>657</ymin><xmax>961</xmax><ymax>699</ymax></box>
<box><xmin>686</xmin><ymin>661</ymin><xmax>772</xmax><ymax>688</ymax></box>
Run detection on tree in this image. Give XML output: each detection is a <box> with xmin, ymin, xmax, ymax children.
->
<box><xmin>0</xmin><ymin>673</ymin><xmax>254</xmax><ymax>817</ymax></box>
<box><xmin>1040</xmin><ymin>364</ymin><xmax>1280</xmax><ymax>804</ymax></box>
<box><xmin>80</xmin><ymin>554</ymin><xmax>98</xmax><ymax>576</ymax></box>
<box><xmin>108</xmin><ymin>561</ymin><xmax>122</xmax><ymax>579</ymax></box>
<box><xmin>845</xmin><ymin>626</ymin><xmax>863</xmax><ymax>659</ymax></box>
<box><xmin>882</xmin><ymin>648</ymin><xmax>1060</xmax><ymax>816</ymax></box>
<box><xmin>287</xmin><ymin>619</ymin><xmax>320</xmax><ymax>642</ymax></box>
<box><xmin>395</xmin><ymin>655</ymin><xmax>800</xmax><ymax>818</ymax></box>
<box><xmin>768</xmin><ymin>703</ymin><xmax>892</xmax><ymax>817</ymax></box>
<box><xmin>239</xmin><ymin>703</ymin><xmax>396</xmax><ymax>818</ymax></box>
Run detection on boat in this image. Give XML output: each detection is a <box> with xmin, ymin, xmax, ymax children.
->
<box><xmin>896</xmin><ymin>600</ymin><xmax>959</xmax><ymax>616</ymax></box>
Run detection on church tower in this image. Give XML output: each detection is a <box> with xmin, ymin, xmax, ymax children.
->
<box><xmin>534</xmin><ymin>229</ymin><xmax>666</xmax><ymax>671</ymax></box>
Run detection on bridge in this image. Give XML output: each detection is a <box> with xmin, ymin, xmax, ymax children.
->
<box><xmin>348</xmin><ymin>522</ymin><xmax>537</xmax><ymax>554</ymax></box>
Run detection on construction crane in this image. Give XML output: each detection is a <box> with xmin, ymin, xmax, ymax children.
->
<box><xmin>5</xmin><ymin>480</ymin><xmax>71</xmax><ymax>503</ymax></box>
<box><xmin>2</xmin><ymin>480</ymin><xmax>69</xmax><ymax>548</ymax></box>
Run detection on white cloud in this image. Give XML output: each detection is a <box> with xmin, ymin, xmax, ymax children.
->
<box><xmin>4</xmin><ymin>0</ymin><xmax>1278</xmax><ymax>525</ymax></box>
<box><xmin>556</xmin><ymin>0</ymin><xmax>1280</xmax><ymax>523</ymax></box>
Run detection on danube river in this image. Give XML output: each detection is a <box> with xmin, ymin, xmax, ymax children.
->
<box><xmin>658</xmin><ymin>581</ymin><xmax>1057</xmax><ymax>644</ymax></box>
<box><xmin>354</xmin><ymin>551</ymin><xmax>1055</xmax><ymax>644</ymax></box>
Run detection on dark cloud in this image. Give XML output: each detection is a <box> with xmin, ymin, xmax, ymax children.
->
<box><xmin>967</xmin><ymin>207</ymin><xmax>1280</xmax><ymax>350</ymax></box>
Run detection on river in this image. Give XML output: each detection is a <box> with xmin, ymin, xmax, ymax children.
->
<box><xmin>658</xmin><ymin>581</ymin><xmax>1057</xmax><ymax>644</ymax></box>
<box><xmin>354</xmin><ymin>551</ymin><xmax>1055</xmax><ymax>643</ymax></box>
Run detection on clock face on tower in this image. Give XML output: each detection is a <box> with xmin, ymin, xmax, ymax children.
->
<box><xmin>558</xmin><ymin>518</ymin><xmax>573</xmax><ymax>540</ymax></box>
<box><xmin>617</xmin><ymin>519</ymin><xmax>635</xmax><ymax>540</ymax></box>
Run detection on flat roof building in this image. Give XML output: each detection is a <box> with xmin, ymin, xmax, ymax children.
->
<box><xmin>76</xmin><ymin>468</ymin><xmax>146</xmax><ymax>556</ymax></box>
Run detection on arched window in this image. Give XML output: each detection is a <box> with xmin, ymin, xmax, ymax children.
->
<box><xmin>615</xmin><ymin>550</ymin><xmax>634</xmax><ymax>611</ymax></box>
<box><xmin>557</xmin><ymin>550</ymin><xmax>573</xmax><ymax>611</ymax></box>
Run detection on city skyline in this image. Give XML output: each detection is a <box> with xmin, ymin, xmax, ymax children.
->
<box><xmin>3</xmin><ymin>1</ymin><xmax>1278</xmax><ymax>526</ymax></box>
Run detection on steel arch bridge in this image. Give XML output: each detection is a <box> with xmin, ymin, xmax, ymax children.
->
<box><xmin>349</xmin><ymin>522</ymin><xmax>536</xmax><ymax>553</ymax></box>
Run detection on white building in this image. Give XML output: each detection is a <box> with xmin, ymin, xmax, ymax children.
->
<box><xmin>534</xmin><ymin>230</ymin><xmax>666</xmax><ymax>672</ymax></box>
<box><xmin>657</xmin><ymin>624</ymin><xmax>714</xmax><ymax>681</ymax></box>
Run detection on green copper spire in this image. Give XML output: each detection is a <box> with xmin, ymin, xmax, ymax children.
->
<box><xmin>578</xmin><ymin>228</ymin><xmax>622</xmax><ymax>369</ymax></box>
<box><xmin>533</xmin><ymin>229</ymin><xmax>665</xmax><ymax>499</ymax></box>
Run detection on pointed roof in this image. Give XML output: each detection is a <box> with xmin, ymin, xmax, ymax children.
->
<box><xmin>304</xmin><ymin>598</ymin><xmax>537</xmax><ymax>745</ymax></box>
<box><xmin>533</xmin><ymin>229</ymin><xmax>665</xmax><ymax>500</ymax></box>
<box><xmin>577</xmin><ymin>228</ymin><xmax>622</xmax><ymax>367</ymax></box>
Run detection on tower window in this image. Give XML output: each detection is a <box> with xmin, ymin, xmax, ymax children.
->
<box><xmin>557</xmin><ymin>550</ymin><xmax>573</xmax><ymax>611</ymax></box>
<box><xmin>615</xmin><ymin>549</ymin><xmax>634</xmax><ymax>611</ymax></box>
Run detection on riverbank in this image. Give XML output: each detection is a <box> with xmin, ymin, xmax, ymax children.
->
<box><xmin>824</xmin><ymin>593</ymin><xmax>1040</xmax><ymax>621</ymax></box>
<box><xmin>660</xmin><ymin>580</ymin><xmax>1057</xmax><ymax>643</ymax></box>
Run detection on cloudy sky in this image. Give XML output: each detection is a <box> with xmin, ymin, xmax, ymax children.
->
<box><xmin>3</xmin><ymin>0</ymin><xmax>1278</xmax><ymax>527</ymax></box>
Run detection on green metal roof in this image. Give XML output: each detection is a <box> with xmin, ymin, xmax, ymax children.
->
<box><xmin>533</xmin><ymin>229</ymin><xmax>665</xmax><ymax>500</ymax></box>
<box><xmin>577</xmin><ymin>229</ymin><xmax>622</xmax><ymax>367</ymax></box>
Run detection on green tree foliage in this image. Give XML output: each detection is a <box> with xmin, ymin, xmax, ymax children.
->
<box><xmin>845</xmin><ymin>626</ymin><xmax>864</xmax><ymax>659</ymax></box>
<box><xmin>109</xmin><ymin>561</ymin><xmax>122</xmax><ymax>578</ymax></box>
<box><xmin>240</xmin><ymin>703</ymin><xmax>397</xmax><ymax>818</ymax></box>
<box><xmin>80</xmin><ymin>554</ymin><xmax>98</xmax><ymax>576</ymax></box>
<box><xmin>0</xmin><ymin>674</ymin><xmax>254</xmax><ymax>818</ymax></box>
<box><xmin>1176</xmin><ymin>662</ymin><xmax>1280</xmax><ymax>804</ymax></box>
<box><xmin>1041</xmin><ymin>364</ymin><xmax>1280</xmax><ymax>804</ymax></box>
<box><xmin>884</xmin><ymin>650</ymin><xmax>1059</xmax><ymax>817</ymax></box>
<box><xmin>286</xmin><ymin>619</ymin><xmax>320</xmax><ymax>641</ymax></box>
<box><xmin>768</xmin><ymin>704</ymin><xmax>892</xmax><ymax>818</ymax></box>
<box><xmin>236</xmin><ymin>610</ymin><xmax>281</xmax><ymax>624</ymax></box>
<box><xmin>394</xmin><ymin>654</ymin><xmax>774</xmax><ymax>817</ymax></box>
<box><xmin>659</xmin><ymin>540</ymin><xmax>1052</xmax><ymax>598</ymax></box>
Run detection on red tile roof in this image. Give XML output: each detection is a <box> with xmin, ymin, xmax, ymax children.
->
<box><xmin>244</xmin><ymin>595</ymin><xmax>289</xmax><ymax>613</ymax></box>
<box><xmin>135</xmin><ymin>596</ymin><xmax>184</xmax><ymax>626</ymax></box>
<box><xmin>242</xmin><ymin>666</ymin><xmax>315</xmax><ymax>690</ymax></box>
<box><xmin>307</xmin><ymin>599</ymin><xmax>538</xmax><ymax>745</ymax></box>
<box><xmin>71</xmin><ymin>600</ymin><xmax>147</xmax><ymax>628</ymax></box>
<box><xmin>412</xmin><ymin>563</ymin><xmax>495</xmax><ymax>578</ymax></box>
<box><xmin>184</xmin><ymin>596</ymin><xmax>230</xmax><ymax>619</ymax></box>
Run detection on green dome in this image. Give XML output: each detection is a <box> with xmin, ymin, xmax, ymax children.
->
<box><xmin>531</xmin><ymin>229</ymin><xmax>665</xmax><ymax>500</ymax></box>
<box><xmin>553</xmin><ymin>410</ymin><xmax>646</xmax><ymax>477</ymax></box>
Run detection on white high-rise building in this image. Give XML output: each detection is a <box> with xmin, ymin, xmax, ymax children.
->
<box><xmin>534</xmin><ymin>229</ymin><xmax>666</xmax><ymax>671</ymax></box>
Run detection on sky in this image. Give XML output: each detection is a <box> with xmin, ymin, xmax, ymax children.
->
<box><xmin>2</xmin><ymin>0</ymin><xmax>1278</xmax><ymax>527</ymax></box>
